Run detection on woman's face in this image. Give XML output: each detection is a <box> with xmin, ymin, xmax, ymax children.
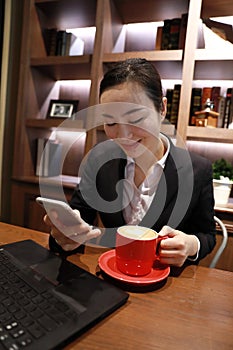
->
<box><xmin>100</xmin><ymin>82</ymin><xmax>166</xmax><ymax>160</ymax></box>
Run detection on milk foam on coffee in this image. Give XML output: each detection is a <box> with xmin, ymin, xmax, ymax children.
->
<box><xmin>118</xmin><ymin>225</ymin><xmax>157</xmax><ymax>240</ymax></box>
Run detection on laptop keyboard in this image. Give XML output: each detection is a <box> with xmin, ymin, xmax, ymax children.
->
<box><xmin>0</xmin><ymin>249</ymin><xmax>78</xmax><ymax>350</ymax></box>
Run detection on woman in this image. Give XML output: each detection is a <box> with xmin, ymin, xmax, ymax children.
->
<box><xmin>44</xmin><ymin>58</ymin><xmax>216</xmax><ymax>267</ymax></box>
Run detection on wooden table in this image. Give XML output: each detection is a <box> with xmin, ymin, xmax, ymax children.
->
<box><xmin>0</xmin><ymin>222</ymin><xmax>233</xmax><ymax>350</ymax></box>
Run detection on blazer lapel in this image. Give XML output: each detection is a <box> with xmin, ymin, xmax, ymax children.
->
<box><xmin>140</xmin><ymin>151</ymin><xmax>179</xmax><ymax>230</ymax></box>
<box><xmin>98</xmin><ymin>157</ymin><xmax>127</xmax><ymax>228</ymax></box>
<box><xmin>140</xmin><ymin>142</ymin><xmax>195</xmax><ymax>231</ymax></box>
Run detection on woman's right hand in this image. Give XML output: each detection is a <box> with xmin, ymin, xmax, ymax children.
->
<box><xmin>44</xmin><ymin>209</ymin><xmax>101</xmax><ymax>251</ymax></box>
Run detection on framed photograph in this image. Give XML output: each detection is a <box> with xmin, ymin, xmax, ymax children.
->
<box><xmin>47</xmin><ymin>99</ymin><xmax>79</xmax><ymax>119</ymax></box>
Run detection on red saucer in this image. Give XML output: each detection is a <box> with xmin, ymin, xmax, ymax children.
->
<box><xmin>98</xmin><ymin>250</ymin><xmax>170</xmax><ymax>286</ymax></box>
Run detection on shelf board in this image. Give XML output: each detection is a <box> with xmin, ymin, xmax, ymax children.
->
<box><xmin>195</xmin><ymin>49</ymin><xmax>233</xmax><ymax>61</ymax></box>
<box><xmin>39</xmin><ymin>175</ymin><xmax>81</xmax><ymax>189</ymax></box>
<box><xmin>215</xmin><ymin>202</ymin><xmax>233</xmax><ymax>215</ymax></box>
<box><xmin>12</xmin><ymin>175</ymin><xmax>80</xmax><ymax>189</ymax></box>
<box><xmin>201</xmin><ymin>0</ymin><xmax>233</xmax><ymax>18</ymax></box>
<box><xmin>30</xmin><ymin>55</ymin><xmax>92</xmax><ymax>80</ymax></box>
<box><xmin>103</xmin><ymin>50</ymin><xmax>183</xmax><ymax>63</ymax></box>
<box><xmin>186</xmin><ymin>126</ymin><xmax>233</xmax><ymax>142</ymax></box>
<box><xmin>113</xmin><ymin>0</ymin><xmax>189</xmax><ymax>23</ymax></box>
<box><xmin>26</xmin><ymin>118</ymin><xmax>85</xmax><ymax>130</ymax></box>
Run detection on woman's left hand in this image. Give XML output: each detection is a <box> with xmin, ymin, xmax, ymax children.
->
<box><xmin>158</xmin><ymin>226</ymin><xmax>199</xmax><ymax>267</ymax></box>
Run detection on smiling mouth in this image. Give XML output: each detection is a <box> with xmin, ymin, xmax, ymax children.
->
<box><xmin>117</xmin><ymin>139</ymin><xmax>141</xmax><ymax>150</ymax></box>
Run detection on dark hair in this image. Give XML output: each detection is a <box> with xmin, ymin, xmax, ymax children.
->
<box><xmin>99</xmin><ymin>58</ymin><xmax>163</xmax><ymax>112</ymax></box>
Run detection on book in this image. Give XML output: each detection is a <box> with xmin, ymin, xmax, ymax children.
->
<box><xmin>222</xmin><ymin>88</ymin><xmax>232</xmax><ymax>128</ymax></box>
<box><xmin>36</xmin><ymin>138</ymin><xmax>46</xmax><ymax>176</ymax></box>
<box><xmin>36</xmin><ymin>139</ymin><xmax>62</xmax><ymax>177</ymax></box>
<box><xmin>155</xmin><ymin>26</ymin><xmax>163</xmax><ymax>50</ymax></box>
<box><xmin>55</xmin><ymin>30</ymin><xmax>65</xmax><ymax>55</ymax></box>
<box><xmin>168</xmin><ymin>18</ymin><xmax>181</xmax><ymax>49</ymax></box>
<box><xmin>178</xmin><ymin>13</ymin><xmax>188</xmax><ymax>49</ymax></box>
<box><xmin>228</xmin><ymin>88</ymin><xmax>233</xmax><ymax>129</ymax></box>
<box><xmin>161</xmin><ymin>18</ymin><xmax>181</xmax><ymax>50</ymax></box>
<box><xmin>170</xmin><ymin>84</ymin><xmax>181</xmax><ymax>125</ymax></box>
<box><xmin>45</xmin><ymin>30</ymin><xmax>80</xmax><ymax>56</ymax></box>
<box><xmin>60</xmin><ymin>31</ymin><xmax>68</xmax><ymax>56</ymax></box>
<box><xmin>189</xmin><ymin>87</ymin><xmax>202</xmax><ymax>125</ymax></box>
<box><xmin>43</xmin><ymin>141</ymin><xmax>63</xmax><ymax>177</ymax></box>
<box><xmin>217</xmin><ymin>96</ymin><xmax>226</xmax><ymax>128</ymax></box>
<box><xmin>65</xmin><ymin>32</ymin><xmax>77</xmax><ymax>55</ymax></box>
<box><xmin>43</xmin><ymin>28</ymin><xmax>58</xmax><ymax>56</ymax></box>
<box><xmin>161</xmin><ymin>19</ymin><xmax>171</xmax><ymax>50</ymax></box>
<box><xmin>211</xmin><ymin>86</ymin><xmax>221</xmax><ymax>113</ymax></box>
<box><xmin>165</xmin><ymin>88</ymin><xmax>173</xmax><ymax>122</ymax></box>
<box><xmin>201</xmin><ymin>87</ymin><xmax>212</xmax><ymax>109</ymax></box>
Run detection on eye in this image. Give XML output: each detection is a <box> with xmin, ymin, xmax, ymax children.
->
<box><xmin>129</xmin><ymin>117</ymin><xmax>145</xmax><ymax>125</ymax></box>
<box><xmin>105</xmin><ymin>122</ymin><xmax>117</xmax><ymax>127</ymax></box>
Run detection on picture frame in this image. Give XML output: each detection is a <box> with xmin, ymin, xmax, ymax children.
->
<box><xmin>47</xmin><ymin>99</ymin><xmax>79</xmax><ymax>119</ymax></box>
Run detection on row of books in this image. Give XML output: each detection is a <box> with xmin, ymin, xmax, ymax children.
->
<box><xmin>166</xmin><ymin>85</ymin><xmax>233</xmax><ymax>128</ymax></box>
<box><xmin>166</xmin><ymin>84</ymin><xmax>181</xmax><ymax>125</ymax></box>
<box><xmin>43</xmin><ymin>17</ymin><xmax>232</xmax><ymax>56</ymax></box>
<box><xmin>189</xmin><ymin>87</ymin><xmax>233</xmax><ymax>128</ymax></box>
<box><xmin>44</xmin><ymin>29</ymin><xmax>84</xmax><ymax>56</ymax></box>
<box><xmin>156</xmin><ymin>13</ymin><xmax>188</xmax><ymax>50</ymax></box>
<box><xmin>36</xmin><ymin>139</ymin><xmax>63</xmax><ymax>177</ymax></box>
<box><xmin>156</xmin><ymin>16</ymin><xmax>233</xmax><ymax>51</ymax></box>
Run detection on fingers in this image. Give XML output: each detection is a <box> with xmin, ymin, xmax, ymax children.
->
<box><xmin>43</xmin><ymin>214</ymin><xmax>52</xmax><ymax>225</ymax></box>
<box><xmin>158</xmin><ymin>226</ymin><xmax>198</xmax><ymax>267</ymax></box>
<box><xmin>159</xmin><ymin>255</ymin><xmax>185</xmax><ymax>267</ymax></box>
<box><xmin>47</xmin><ymin>208</ymin><xmax>91</xmax><ymax>236</ymax></box>
<box><xmin>158</xmin><ymin>225</ymin><xmax>175</xmax><ymax>237</ymax></box>
<box><xmin>50</xmin><ymin>220</ymin><xmax>101</xmax><ymax>250</ymax></box>
<box><xmin>43</xmin><ymin>208</ymin><xmax>102</xmax><ymax>250</ymax></box>
<box><xmin>68</xmin><ymin>228</ymin><xmax>101</xmax><ymax>245</ymax></box>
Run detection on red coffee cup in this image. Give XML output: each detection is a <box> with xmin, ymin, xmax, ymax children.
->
<box><xmin>115</xmin><ymin>225</ymin><xmax>168</xmax><ymax>276</ymax></box>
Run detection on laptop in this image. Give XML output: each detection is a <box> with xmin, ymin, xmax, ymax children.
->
<box><xmin>0</xmin><ymin>239</ymin><xmax>129</xmax><ymax>350</ymax></box>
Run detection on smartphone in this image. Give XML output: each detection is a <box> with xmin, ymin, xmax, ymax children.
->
<box><xmin>36</xmin><ymin>197</ymin><xmax>82</xmax><ymax>226</ymax></box>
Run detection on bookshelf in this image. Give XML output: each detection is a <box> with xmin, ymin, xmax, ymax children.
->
<box><xmin>186</xmin><ymin>126</ymin><xmax>233</xmax><ymax>143</ymax></box>
<box><xmin>7</xmin><ymin>0</ymin><xmax>233</xmax><ymax>232</ymax></box>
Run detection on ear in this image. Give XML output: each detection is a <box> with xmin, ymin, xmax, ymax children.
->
<box><xmin>161</xmin><ymin>97</ymin><xmax>167</xmax><ymax>120</ymax></box>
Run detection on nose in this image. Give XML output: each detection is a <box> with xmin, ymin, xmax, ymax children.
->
<box><xmin>117</xmin><ymin>123</ymin><xmax>133</xmax><ymax>139</ymax></box>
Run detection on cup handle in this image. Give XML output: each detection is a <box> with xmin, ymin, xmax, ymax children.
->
<box><xmin>153</xmin><ymin>235</ymin><xmax>169</xmax><ymax>269</ymax></box>
<box><xmin>155</xmin><ymin>235</ymin><xmax>169</xmax><ymax>258</ymax></box>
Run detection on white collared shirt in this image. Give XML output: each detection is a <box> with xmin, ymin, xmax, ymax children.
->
<box><xmin>123</xmin><ymin>134</ymin><xmax>170</xmax><ymax>224</ymax></box>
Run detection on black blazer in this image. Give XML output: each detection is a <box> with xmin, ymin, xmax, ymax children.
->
<box><xmin>50</xmin><ymin>139</ymin><xmax>216</xmax><ymax>262</ymax></box>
